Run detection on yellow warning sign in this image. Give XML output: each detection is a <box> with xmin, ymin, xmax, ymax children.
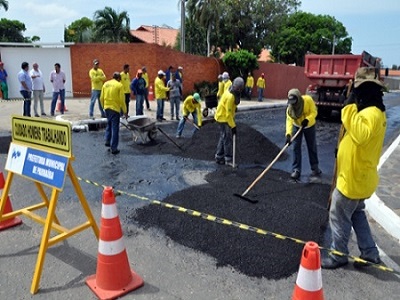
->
<box><xmin>11</xmin><ymin>116</ymin><xmax>72</xmax><ymax>156</ymax></box>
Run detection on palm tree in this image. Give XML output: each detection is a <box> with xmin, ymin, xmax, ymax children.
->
<box><xmin>93</xmin><ymin>6</ymin><xmax>130</xmax><ymax>43</ymax></box>
<box><xmin>0</xmin><ymin>0</ymin><xmax>8</xmax><ymax>11</ymax></box>
<box><xmin>186</xmin><ymin>0</ymin><xmax>221</xmax><ymax>56</ymax></box>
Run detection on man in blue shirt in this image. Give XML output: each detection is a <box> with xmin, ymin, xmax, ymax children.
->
<box><xmin>18</xmin><ymin>62</ymin><xmax>32</xmax><ymax>117</ymax></box>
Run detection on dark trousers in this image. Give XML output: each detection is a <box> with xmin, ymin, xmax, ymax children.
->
<box><xmin>104</xmin><ymin>109</ymin><xmax>121</xmax><ymax>151</ymax></box>
<box><xmin>292</xmin><ymin>125</ymin><xmax>319</xmax><ymax>173</ymax></box>
<box><xmin>20</xmin><ymin>90</ymin><xmax>32</xmax><ymax>117</ymax></box>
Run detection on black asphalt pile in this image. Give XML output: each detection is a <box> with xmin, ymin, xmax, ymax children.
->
<box><xmin>124</xmin><ymin>119</ymin><xmax>287</xmax><ymax>164</ymax></box>
<box><xmin>127</xmin><ymin>120</ymin><xmax>330</xmax><ymax>280</ymax></box>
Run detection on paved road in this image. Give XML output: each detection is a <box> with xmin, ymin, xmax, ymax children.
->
<box><xmin>1</xmin><ymin>96</ymin><xmax>400</xmax><ymax>299</ymax></box>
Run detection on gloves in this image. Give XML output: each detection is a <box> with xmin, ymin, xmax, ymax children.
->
<box><xmin>301</xmin><ymin>119</ymin><xmax>309</xmax><ymax>127</ymax></box>
<box><xmin>231</xmin><ymin>127</ymin><xmax>237</xmax><ymax>136</ymax></box>
<box><xmin>285</xmin><ymin>134</ymin><xmax>292</xmax><ymax>145</ymax></box>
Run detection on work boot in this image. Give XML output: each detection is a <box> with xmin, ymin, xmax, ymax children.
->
<box><xmin>311</xmin><ymin>168</ymin><xmax>322</xmax><ymax>177</ymax></box>
<box><xmin>290</xmin><ymin>170</ymin><xmax>300</xmax><ymax>180</ymax></box>
<box><xmin>353</xmin><ymin>256</ymin><xmax>382</xmax><ymax>268</ymax></box>
<box><xmin>321</xmin><ymin>256</ymin><xmax>348</xmax><ymax>269</ymax></box>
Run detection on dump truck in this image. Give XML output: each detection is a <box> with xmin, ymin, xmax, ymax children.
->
<box><xmin>305</xmin><ymin>51</ymin><xmax>381</xmax><ymax>117</ymax></box>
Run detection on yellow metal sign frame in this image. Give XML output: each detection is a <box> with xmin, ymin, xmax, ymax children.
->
<box><xmin>0</xmin><ymin>116</ymin><xmax>99</xmax><ymax>294</ymax></box>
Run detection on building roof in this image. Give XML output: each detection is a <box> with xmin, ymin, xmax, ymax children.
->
<box><xmin>258</xmin><ymin>48</ymin><xmax>272</xmax><ymax>62</ymax></box>
<box><xmin>130</xmin><ymin>25</ymin><xmax>178</xmax><ymax>47</ymax></box>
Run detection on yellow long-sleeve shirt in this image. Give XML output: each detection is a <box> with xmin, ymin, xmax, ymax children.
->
<box><xmin>246</xmin><ymin>76</ymin><xmax>254</xmax><ymax>88</ymax></box>
<box><xmin>154</xmin><ymin>76</ymin><xmax>169</xmax><ymax>99</ymax></box>
<box><xmin>182</xmin><ymin>95</ymin><xmax>202</xmax><ymax>126</ymax></box>
<box><xmin>142</xmin><ymin>72</ymin><xmax>149</xmax><ymax>88</ymax></box>
<box><xmin>217</xmin><ymin>81</ymin><xmax>225</xmax><ymax>98</ymax></box>
<box><xmin>256</xmin><ymin>77</ymin><xmax>265</xmax><ymax>89</ymax></box>
<box><xmin>214</xmin><ymin>90</ymin><xmax>237</xmax><ymax>128</ymax></box>
<box><xmin>336</xmin><ymin>104</ymin><xmax>386</xmax><ymax>199</ymax></box>
<box><xmin>100</xmin><ymin>79</ymin><xmax>126</xmax><ymax>114</ymax></box>
<box><xmin>223</xmin><ymin>79</ymin><xmax>232</xmax><ymax>93</ymax></box>
<box><xmin>89</xmin><ymin>68</ymin><xmax>106</xmax><ymax>90</ymax></box>
<box><xmin>285</xmin><ymin>95</ymin><xmax>317</xmax><ymax>136</ymax></box>
<box><xmin>120</xmin><ymin>71</ymin><xmax>131</xmax><ymax>94</ymax></box>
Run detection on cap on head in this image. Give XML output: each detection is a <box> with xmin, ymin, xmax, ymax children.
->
<box><xmin>222</xmin><ymin>72</ymin><xmax>229</xmax><ymax>80</ymax></box>
<box><xmin>137</xmin><ymin>69</ymin><xmax>143</xmax><ymax>74</ymax></box>
<box><xmin>93</xmin><ymin>59</ymin><xmax>99</xmax><ymax>65</ymax></box>
<box><xmin>142</xmin><ymin>66</ymin><xmax>147</xmax><ymax>71</ymax></box>
<box><xmin>261</xmin><ymin>73</ymin><xmax>265</xmax><ymax>77</ymax></box>
<box><xmin>193</xmin><ymin>93</ymin><xmax>201</xmax><ymax>102</ymax></box>
<box><xmin>178</xmin><ymin>66</ymin><xmax>183</xmax><ymax>70</ymax></box>
<box><xmin>158</xmin><ymin>70</ymin><xmax>165</xmax><ymax>76</ymax></box>
<box><xmin>354</xmin><ymin>67</ymin><xmax>385</xmax><ymax>88</ymax></box>
<box><xmin>232</xmin><ymin>77</ymin><xmax>245</xmax><ymax>91</ymax></box>
<box><xmin>113</xmin><ymin>72</ymin><xmax>121</xmax><ymax>80</ymax></box>
<box><xmin>287</xmin><ymin>88</ymin><xmax>302</xmax><ymax>105</ymax></box>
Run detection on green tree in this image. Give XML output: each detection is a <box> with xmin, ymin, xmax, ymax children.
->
<box><xmin>64</xmin><ymin>17</ymin><xmax>94</xmax><ymax>43</ymax></box>
<box><xmin>187</xmin><ymin>0</ymin><xmax>300</xmax><ymax>57</ymax></box>
<box><xmin>0</xmin><ymin>0</ymin><xmax>8</xmax><ymax>11</ymax></box>
<box><xmin>92</xmin><ymin>6</ymin><xmax>131</xmax><ymax>42</ymax></box>
<box><xmin>186</xmin><ymin>0</ymin><xmax>222</xmax><ymax>56</ymax></box>
<box><xmin>0</xmin><ymin>18</ymin><xmax>26</xmax><ymax>42</ymax></box>
<box><xmin>222</xmin><ymin>49</ymin><xmax>259</xmax><ymax>79</ymax></box>
<box><xmin>270</xmin><ymin>12</ymin><xmax>352</xmax><ymax>66</ymax></box>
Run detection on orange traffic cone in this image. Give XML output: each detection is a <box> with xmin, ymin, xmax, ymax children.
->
<box><xmin>86</xmin><ymin>186</ymin><xmax>144</xmax><ymax>299</ymax></box>
<box><xmin>148</xmin><ymin>85</ymin><xmax>154</xmax><ymax>101</ymax></box>
<box><xmin>0</xmin><ymin>172</ymin><xmax>22</xmax><ymax>231</ymax></box>
<box><xmin>292</xmin><ymin>241</ymin><xmax>324</xmax><ymax>300</ymax></box>
<box><xmin>55</xmin><ymin>98</ymin><xmax>68</xmax><ymax>112</ymax></box>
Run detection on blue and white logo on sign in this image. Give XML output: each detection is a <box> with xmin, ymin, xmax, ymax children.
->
<box><xmin>6</xmin><ymin>142</ymin><xmax>69</xmax><ymax>190</ymax></box>
<box><xmin>5</xmin><ymin>143</ymin><xmax>27</xmax><ymax>174</ymax></box>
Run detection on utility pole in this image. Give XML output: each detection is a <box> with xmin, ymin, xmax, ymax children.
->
<box><xmin>331</xmin><ymin>35</ymin><xmax>336</xmax><ymax>55</ymax></box>
<box><xmin>180</xmin><ymin>0</ymin><xmax>186</xmax><ymax>53</ymax></box>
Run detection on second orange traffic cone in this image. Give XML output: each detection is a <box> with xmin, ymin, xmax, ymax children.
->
<box><xmin>148</xmin><ymin>85</ymin><xmax>154</xmax><ymax>101</ymax></box>
<box><xmin>86</xmin><ymin>186</ymin><xmax>144</xmax><ymax>300</ymax></box>
<box><xmin>0</xmin><ymin>172</ymin><xmax>22</xmax><ymax>231</ymax></box>
<box><xmin>292</xmin><ymin>241</ymin><xmax>324</xmax><ymax>300</ymax></box>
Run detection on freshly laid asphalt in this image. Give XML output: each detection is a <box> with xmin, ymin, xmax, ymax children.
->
<box><xmin>0</xmin><ymin>96</ymin><xmax>399</xmax><ymax>299</ymax></box>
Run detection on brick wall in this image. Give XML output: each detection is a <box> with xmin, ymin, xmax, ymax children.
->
<box><xmin>69</xmin><ymin>43</ymin><xmax>312</xmax><ymax>100</ymax></box>
<box><xmin>70</xmin><ymin>43</ymin><xmax>224</xmax><ymax>98</ymax></box>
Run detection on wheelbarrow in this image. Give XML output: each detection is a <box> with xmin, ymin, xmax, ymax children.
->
<box><xmin>202</xmin><ymin>94</ymin><xmax>218</xmax><ymax>118</ymax></box>
<box><xmin>121</xmin><ymin>116</ymin><xmax>157</xmax><ymax>144</ymax></box>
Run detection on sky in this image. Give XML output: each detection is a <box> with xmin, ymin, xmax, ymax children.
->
<box><xmin>1</xmin><ymin>0</ymin><xmax>399</xmax><ymax>67</ymax></box>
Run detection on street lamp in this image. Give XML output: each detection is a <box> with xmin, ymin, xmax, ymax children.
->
<box><xmin>321</xmin><ymin>35</ymin><xmax>336</xmax><ymax>55</ymax></box>
<box><xmin>180</xmin><ymin>0</ymin><xmax>188</xmax><ymax>53</ymax></box>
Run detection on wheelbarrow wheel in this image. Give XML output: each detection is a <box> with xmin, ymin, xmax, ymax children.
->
<box><xmin>148</xmin><ymin>128</ymin><xmax>157</xmax><ymax>140</ymax></box>
<box><xmin>202</xmin><ymin>108</ymin><xmax>209</xmax><ymax>118</ymax></box>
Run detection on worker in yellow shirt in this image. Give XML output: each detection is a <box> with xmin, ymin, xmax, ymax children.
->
<box><xmin>100</xmin><ymin>72</ymin><xmax>127</xmax><ymax>155</ymax></box>
<box><xmin>245</xmin><ymin>72</ymin><xmax>254</xmax><ymax>100</ymax></box>
<box><xmin>120</xmin><ymin>64</ymin><xmax>131</xmax><ymax>116</ymax></box>
<box><xmin>217</xmin><ymin>74</ymin><xmax>224</xmax><ymax>100</ymax></box>
<box><xmin>89</xmin><ymin>59</ymin><xmax>106</xmax><ymax>118</ymax></box>
<box><xmin>154</xmin><ymin>70</ymin><xmax>170</xmax><ymax>122</ymax></box>
<box><xmin>256</xmin><ymin>73</ymin><xmax>266</xmax><ymax>102</ymax></box>
<box><xmin>222</xmin><ymin>71</ymin><xmax>232</xmax><ymax>92</ymax></box>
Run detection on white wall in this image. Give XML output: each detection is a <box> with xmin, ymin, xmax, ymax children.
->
<box><xmin>0</xmin><ymin>47</ymin><xmax>73</xmax><ymax>99</ymax></box>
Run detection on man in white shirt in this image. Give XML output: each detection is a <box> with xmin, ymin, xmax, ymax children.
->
<box><xmin>30</xmin><ymin>62</ymin><xmax>46</xmax><ymax>117</ymax></box>
<box><xmin>49</xmin><ymin>63</ymin><xmax>66</xmax><ymax>116</ymax></box>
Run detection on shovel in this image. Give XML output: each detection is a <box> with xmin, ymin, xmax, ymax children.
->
<box><xmin>234</xmin><ymin>127</ymin><xmax>303</xmax><ymax>204</ymax></box>
<box><xmin>157</xmin><ymin>127</ymin><xmax>184</xmax><ymax>151</ymax></box>
<box><xmin>184</xmin><ymin>116</ymin><xmax>200</xmax><ymax>130</ymax></box>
